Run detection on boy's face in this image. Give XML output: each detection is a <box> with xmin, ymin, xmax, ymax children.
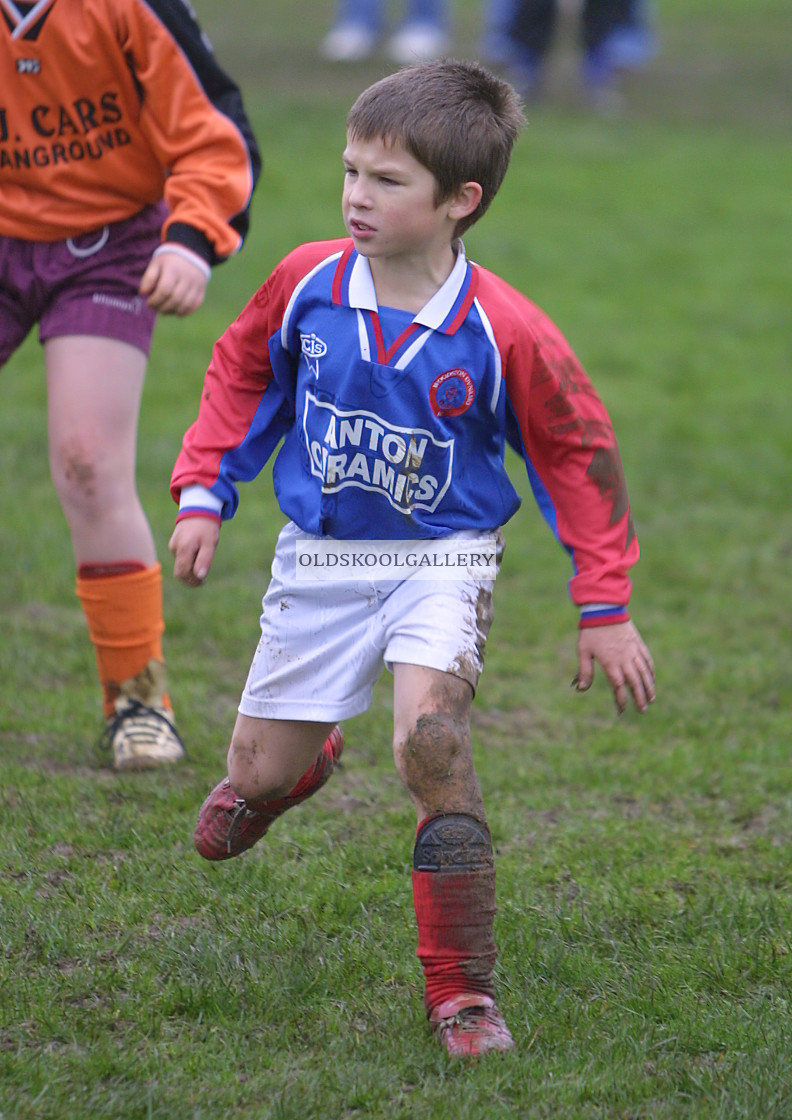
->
<box><xmin>342</xmin><ymin>133</ymin><xmax>456</xmax><ymax>267</ymax></box>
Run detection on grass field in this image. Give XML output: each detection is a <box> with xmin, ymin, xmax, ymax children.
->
<box><xmin>1</xmin><ymin>0</ymin><xmax>791</xmax><ymax>1116</ymax></box>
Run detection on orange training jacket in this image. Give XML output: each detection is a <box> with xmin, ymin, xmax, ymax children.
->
<box><xmin>0</xmin><ymin>0</ymin><xmax>261</xmax><ymax>264</ymax></box>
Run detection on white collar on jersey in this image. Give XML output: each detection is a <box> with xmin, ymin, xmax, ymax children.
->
<box><xmin>345</xmin><ymin>241</ymin><xmax>469</xmax><ymax>330</ymax></box>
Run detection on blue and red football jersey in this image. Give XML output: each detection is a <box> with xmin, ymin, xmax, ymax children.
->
<box><xmin>171</xmin><ymin>238</ymin><xmax>639</xmax><ymax>608</ymax></box>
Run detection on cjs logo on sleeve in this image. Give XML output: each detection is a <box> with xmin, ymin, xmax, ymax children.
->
<box><xmin>302</xmin><ymin>393</ymin><xmax>454</xmax><ymax>512</ymax></box>
<box><xmin>300</xmin><ymin>333</ymin><xmax>328</xmax><ymax>379</ymax></box>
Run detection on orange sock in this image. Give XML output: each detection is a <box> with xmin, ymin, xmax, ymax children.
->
<box><xmin>76</xmin><ymin>562</ymin><xmax>170</xmax><ymax>718</ymax></box>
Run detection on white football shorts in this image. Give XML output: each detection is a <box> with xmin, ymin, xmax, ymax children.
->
<box><xmin>238</xmin><ymin>521</ymin><xmax>502</xmax><ymax>722</ymax></box>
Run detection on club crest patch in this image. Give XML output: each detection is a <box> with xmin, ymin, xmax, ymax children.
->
<box><xmin>429</xmin><ymin>368</ymin><xmax>475</xmax><ymax>417</ymax></box>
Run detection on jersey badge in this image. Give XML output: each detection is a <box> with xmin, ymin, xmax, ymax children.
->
<box><xmin>429</xmin><ymin>368</ymin><xmax>476</xmax><ymax>417</ymax></box>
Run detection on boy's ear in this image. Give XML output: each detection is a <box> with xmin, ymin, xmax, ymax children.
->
<box><xmin>448</xmin><ymin>181</ymin><xmax>483</xmax><ymax>222</ymax></box>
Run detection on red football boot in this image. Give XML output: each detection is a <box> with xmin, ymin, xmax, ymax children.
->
<box><xmin>429</xmin><ymin>994</ymin><xmax>515</xmax><ymax>1058</ymax></box>
<box><xmin>194</xmin><ymin>726</ymin><xmax>344</xmax><ymax>861</ymax></box>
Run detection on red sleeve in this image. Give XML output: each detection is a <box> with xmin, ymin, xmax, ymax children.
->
<box><xmin>492</xmin><ymin>279</ymin><xmax>639</xmax><ymax>607</ymax></box>
<box><xmin>169</xmin><ymin>265</ymin><xmax>288</xmax><ymax>512</ymax></box>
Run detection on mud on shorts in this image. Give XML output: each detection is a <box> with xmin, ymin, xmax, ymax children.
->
<box><xmin>0</xmin><ymin>201</ymin><xmax>167</xmax><ymax>366</ymax></box>
<box><xmin>239</xmin><ymin>521</ymin><xmax>504</xmax><ymax>723</ymax></box>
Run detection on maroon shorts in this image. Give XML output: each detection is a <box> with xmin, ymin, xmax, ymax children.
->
<box><xmin>0</xmin><ymin>201</ymin><xmax>167</xmax><ymax>366</ymax></box>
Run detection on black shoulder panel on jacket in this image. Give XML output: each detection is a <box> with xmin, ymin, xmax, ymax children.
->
<box><xmin>139</xmin><ymin>0</ymin><xmax>262</xmax><ymax>249</ymax></box>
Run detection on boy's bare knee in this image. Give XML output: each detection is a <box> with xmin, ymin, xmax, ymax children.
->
<box><xmin>228</xmin><ymin>758</ymin><xmax>277</xmax><ymax>803</ymax></box>
<box><xmin>228</xmin><ymin>735</ymin><xmax>301</xmax><ymax>803</ymax></box>
<box><xmin>397</xmin><ymin>711</ymin><xmax>473</xmax><ymax>804</ymax></box>
<box><xmin>51</xmin><ymin>437</ymin><xmax>99</xmax><ymax>507</ymax></box>
<box><xmin>51</xmin><ymin>437</ymin><xmax>128</xmax><ymax>529</ymax></box>
<box><xmin>401</xmin><ymin>710</ymin><xmax>462</xmax><ymax>773</ymax></box>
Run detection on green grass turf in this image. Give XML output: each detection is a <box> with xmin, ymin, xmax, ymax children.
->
<box><xmin>1</xmin><ymin>0</ymin><xmax>791</xmax><ymax>1116</ymax></box>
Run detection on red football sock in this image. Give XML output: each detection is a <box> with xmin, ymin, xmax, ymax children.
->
<box><xmin>412</xmin><ymin>815</ymin><xmax>498</xmax><ymax>1016</ymax></box>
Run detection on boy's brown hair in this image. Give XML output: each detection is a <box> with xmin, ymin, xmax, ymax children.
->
<box><xmin>346</xmin><ymin>58</ymin><xmax>525</xmax><ymax>236</ymax></box>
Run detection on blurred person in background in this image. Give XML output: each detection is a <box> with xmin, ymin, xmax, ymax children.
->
<box><xmin>481</xmin><ymin>0</ymin><xmax>657</xmax><ymax>108</ymax></box>
<box><xmin>321</xmin><ymin>0</ymin><xmax>451</xmax><ymax>63</ymax></box>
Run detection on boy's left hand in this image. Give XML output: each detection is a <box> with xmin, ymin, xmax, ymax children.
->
<box><xmin>574</xmin><ymin>621</ymin><xmax>656</xmax><ymax>714</ymax></box>
<box><xmin>139</xmin><ymin>250</ymin><xmax>209</xmax><ymax>316</ymax></box>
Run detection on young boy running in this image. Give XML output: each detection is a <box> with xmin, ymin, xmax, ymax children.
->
<box><xmin>0</xmin><ymin>0</ymin><xmax>260</xmax><ymax>770</ymax></box>
<box><xmin>169</xmin><ymin>58</ymin><xmax>655</xmax><ymax>1058</ymax></box>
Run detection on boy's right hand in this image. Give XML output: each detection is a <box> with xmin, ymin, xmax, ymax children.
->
<box><xmin>169</xmin><ymin>517</ymin><xmax>220</xmax><ymax>586</ymax></box>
